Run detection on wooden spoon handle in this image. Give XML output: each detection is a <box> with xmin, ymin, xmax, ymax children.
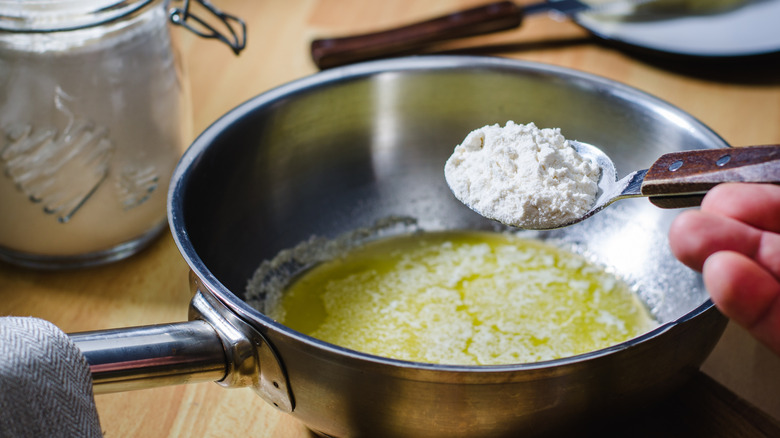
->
<box><xmin>642</xmin><ymin>145</ymin><xmax>780</xmax><ymax>208</ymax></box>
<box><xmin>310</xmin><ymin>1</ymin><xmax>523</xmax><ymax>69</ymax></box>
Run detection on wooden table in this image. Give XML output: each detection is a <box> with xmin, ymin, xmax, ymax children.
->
<box><xmin>2</xmin><ymin>1</ymin><xmax>780</xmax><ymax>436</ymax></box>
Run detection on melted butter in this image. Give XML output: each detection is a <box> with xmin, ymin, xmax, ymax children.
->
<box><xmin>269</xmin><ymin>230</ymin><xmax>657</xmax><ymax>365</ymax></box>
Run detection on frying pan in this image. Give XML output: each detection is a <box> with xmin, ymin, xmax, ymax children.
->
<box><xmin>71</xmin><ymin>56</ymin><xmax>728</xmax><ymax>438</ymax></box>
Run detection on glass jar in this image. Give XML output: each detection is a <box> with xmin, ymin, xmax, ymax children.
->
<box><xmin>0</xmin><ymin>0</ymin><xmax>241</xmax><ymax>269</ymax></box>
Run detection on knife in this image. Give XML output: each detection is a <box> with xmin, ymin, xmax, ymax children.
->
<box><xmin>311</xmin><ymin>0</ymin><xmax>650</xmax><ymax>69</ymax></box>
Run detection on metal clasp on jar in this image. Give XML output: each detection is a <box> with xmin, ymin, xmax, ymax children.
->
<box><xmin>169</xmin><ymin>0</ymin><xmax>247</xmax><ymax>55</ymax></box>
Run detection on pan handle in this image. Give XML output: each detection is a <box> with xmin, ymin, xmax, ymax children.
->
<box><xmin>69</xmin><ymin>286</ymin><xmax>295</xmax><ymax>413</ymax></box>
<box><xmin>70</xmin><ymin>320</ymin><xmax>227</xmax><ymax>394</ymax></box>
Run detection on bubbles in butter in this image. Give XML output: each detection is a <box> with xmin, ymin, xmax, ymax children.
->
<box><xmin>265</xmin><ymin>230</ymin><xmax>657</xmax><ymax>365</ymax></box>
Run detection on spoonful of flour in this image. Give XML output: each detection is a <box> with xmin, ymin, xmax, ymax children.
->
<box><xmin>444</xmin><ymin>121</ymin><xmax>600</xmax><ymax>229</ymax></box>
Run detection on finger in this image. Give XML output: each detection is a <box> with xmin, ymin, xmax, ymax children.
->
<box><xmin>669</xmin><ymin>209</ymin><xmax>762</xmax><ymax>272</ymax></box>
<box><xmin>701</xmin><ymin>183</ymin><xmax>780</xmax><ymax>233</ymax></box>
<box><xmin>670</xmin><ymin>210</ymin><xmax>780</xmax><ymax>279</ymax></box>
<box><xmin>704</xmin><ymin>251</ymin><xmax>780</xmax><ymax>356</ymax></box>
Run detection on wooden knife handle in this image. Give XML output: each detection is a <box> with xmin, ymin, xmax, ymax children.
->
<box><xmin>310</xmin><ymin>1</ymin><xmax>523</xmax><ymax>69</ymax></box>
<box><xmin>642</xmin><ymin>145</ymin><xmax>780</xmax><ymax>208</ymax></box>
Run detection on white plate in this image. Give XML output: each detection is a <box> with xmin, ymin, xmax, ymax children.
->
<box><xmin>575</xmin><ymin>0</ymin><xmax>780</xmax><ymax>58</ymax></box>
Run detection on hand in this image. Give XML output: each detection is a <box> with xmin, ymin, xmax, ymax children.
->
<box><xmin>669</xmin><ymin>183</ymin><xmax>780</xmax><ymax>356</ymax></box>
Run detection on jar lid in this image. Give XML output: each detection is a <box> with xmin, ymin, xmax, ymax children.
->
<box><xmin>0</xmin><ymin>0</ymin><xmax>157</xmax><ymax>32</ymax></box>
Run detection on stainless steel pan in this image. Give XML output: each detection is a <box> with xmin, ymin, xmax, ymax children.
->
<box><xmin>71</xmin><ymin>56</ymin><xmax>728</xmax><ymax>438</ymax></box>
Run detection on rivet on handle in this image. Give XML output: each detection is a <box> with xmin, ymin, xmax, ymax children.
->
<box><xmin>668</xmin><ymin>160</ymin><xmax>683</xmax><ymax>172</ymax></box>
<box><xmin>716</xmin><ymin>155</ymin><xmax>731</xmax><ymax>166</ymax></box>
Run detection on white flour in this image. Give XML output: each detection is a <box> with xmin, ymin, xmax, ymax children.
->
<box><xmin>444</xmin><ymin>121</ymin><xmax>600</xmax><ymax>229</ymax></box>
<box><xmin>0</xmin><ymin>4</ymin><xmax>188</xmax><ymax>260</ymax></box>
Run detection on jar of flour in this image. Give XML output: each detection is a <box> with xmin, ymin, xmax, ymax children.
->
<box><xmin>0</xmin><ymin>0</ymin><xmax>244</xmax><ymax>268</ymax></box>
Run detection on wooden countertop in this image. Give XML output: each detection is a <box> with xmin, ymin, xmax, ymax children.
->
<box><xmin>2</xmin><ymin>1</ymin><xmax>780</xmax><ymax>436</ymax></box>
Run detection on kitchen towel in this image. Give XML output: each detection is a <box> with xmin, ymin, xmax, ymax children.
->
<box><xmin>0</xmin><ymin>317</ymin><xmax>102</xmax><ymax>437</ymax></box>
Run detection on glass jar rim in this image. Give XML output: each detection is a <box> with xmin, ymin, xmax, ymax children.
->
<box><xmin>0</xmin><ymin>0</ymin><xmax>163</xmax><ymax>32</ymax></box>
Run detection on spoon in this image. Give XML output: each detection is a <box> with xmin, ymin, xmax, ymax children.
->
<box><xmin>539</xmin><ymin>142</ymin><xmax>780</xmax><ymax>230</ymax></box>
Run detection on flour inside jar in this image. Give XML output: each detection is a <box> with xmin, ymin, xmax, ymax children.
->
<box><xmin>260</xmin><ymin>230</ymin><xmax>657</xmax><ymax>366</ymax></box>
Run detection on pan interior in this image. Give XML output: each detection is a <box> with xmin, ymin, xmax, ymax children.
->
<box><xmin>176</xmin><ymin>58</ymin><xmax>726</xmax><ymax>330</ymax></box>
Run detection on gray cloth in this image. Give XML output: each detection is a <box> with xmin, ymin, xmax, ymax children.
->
<box><xmin>0</xmin><ymin>317</ymin><xmax>102</xmax><ymax>437</ymax></box>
